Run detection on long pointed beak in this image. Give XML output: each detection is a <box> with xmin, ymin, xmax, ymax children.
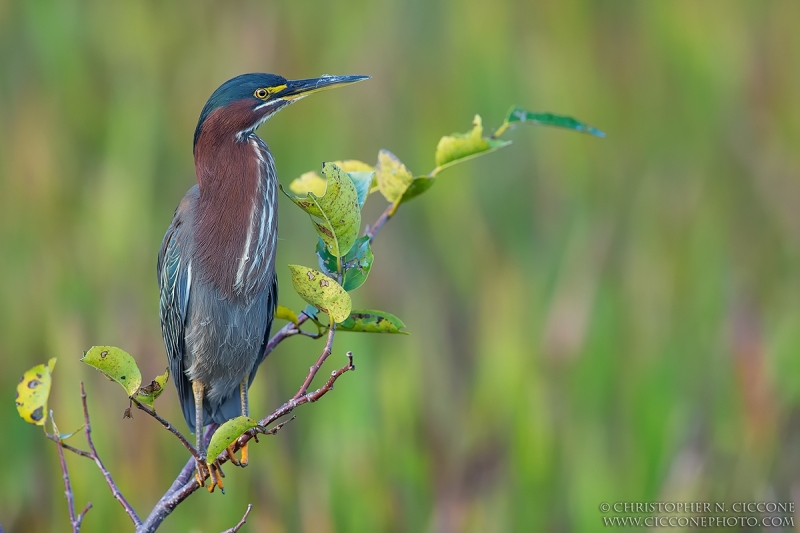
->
<box><xmin>278</xmin><ymin>74</ymin><xmax>370</xmax><ymax>101</ymax></box>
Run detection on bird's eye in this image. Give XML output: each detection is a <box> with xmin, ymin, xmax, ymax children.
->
<box><xmin>254</xmin><ymin>88</ymin><xmax>269</xmax><ymax>99</ymax></box>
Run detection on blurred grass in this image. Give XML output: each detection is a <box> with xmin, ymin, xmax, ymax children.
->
<box><xmin>2</xmin><ymin>0</ymin><xmax>800</xmax><ymax>531</ymax></box>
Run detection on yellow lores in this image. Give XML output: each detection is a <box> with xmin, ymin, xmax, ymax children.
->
<box><xmin>254</xmin><ymin>84</ymin><xmax>287</xmax><ymax>100</ymax></box>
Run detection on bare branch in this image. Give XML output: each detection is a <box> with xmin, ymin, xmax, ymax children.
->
<box><xmin>46</xmin><ymin>433</ymin><xmax>93</xmax><ymax>459</ymax></box>
<box><xmin>221</xmin><ymin>504</ymin><xmax>253</xmax><ymax>533</ymax></box>
<box><xmin>294</xmin><ymin>323</ymin><xmax>337</xmax><ymax>399</ymax></box>
<box><xmin>79</xmin><ymin>383</ymin><xmax>142</xmax><ymax>527</ymax></box>
<box><xmin>365</xmin><ymin>202</ymin><xmax>397</xmax><ymax>242</ymax></box>
<box><xmin>53</xmin><ymin>418</ymin><xmax>79</xmax><ymax>533</ymax></box>
<box><xmin>76</xmin><ymin>502</ymin><xmax>92</xmax><ymax>531</ymax></box>
<box><xmin>130</xmin><ymin>398</ymin><xmax>200</xmax><ymax>461</ymax></box>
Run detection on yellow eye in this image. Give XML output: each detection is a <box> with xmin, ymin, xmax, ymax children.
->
<box><xmin>254</xmin><ymin>88</ymin><xmax>269</xmax><ymax>99</ymax></box>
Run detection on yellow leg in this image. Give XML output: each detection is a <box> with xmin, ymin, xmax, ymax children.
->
<box><xmin>192</xmin><ymin>381</ymin><xmax>222</xmax><ymax>491</ymax></box>
<box><xmin>239</xmin><ymin>377</ymin><xmax>249</xmax><ymax>467</ymax></box>
<box><xmin>192</xmin><ymin>381</ymin><xmax>206</xmax><ymax>456</ymax></box>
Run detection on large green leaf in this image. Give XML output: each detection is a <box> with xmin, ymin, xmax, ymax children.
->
<box><xmin>503</xmin><ymin>106</ymin><xmax>605</xmax><ymax>137</ymax></box>
<box><xmin>81</xmin><ymin>346</ymin><xmax>142</xmax><ymax>396</ymax></box>
<box><xmin>317</xmin><ymin>236</ymin><xmax>373</xmax><ymax>291</ymax></box>
<box><xmin>338</xmin><ymin>310</ymin><xmax>408</xmax><ymax>334</ymax></box>
<box><xmin>288</xmin><ymin>265</ymin><xmax>352</xmax><ymax>323</ymax></box>
<box><xmin>207</xmin><ymin>416</ymin><xmax>259</xmax><ymax>462</ymax></box>
<box><xmin>283</xmin><ymin>162</ymin><xmax>361</xmax><ymax>257</ymax></box>
<box><xmin>15</xmin><ymin>358</ymin><xmax>56</xmax><ymax>426</ymax></box>
<box><xmin>375</xmin><ymin>149</ymin><xmax>414</xmax><ymax>203</ymax></box>
<box><xmin>434</xmin><ymin>115</ymin><xmax>511</xmax><ymax>173</ymax></box>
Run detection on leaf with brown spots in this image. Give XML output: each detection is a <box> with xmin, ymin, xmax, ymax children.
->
<box><xmin>282</xmin><ymin>162</ymin><xmax>361</xmax><ymax>257</ymax></box>
<box><xmin>15</xmin><ymin>358</ymin><xmax>56</xmax><ymax>426</ymax></box>
<box><xmin>338</xmin><ymin>310</ymin><xmax>408</xmax><ymax>334</ymax></box>
<box><xmin>81</xmin><ymin>346</ymin><xmax>142</xmax><ymax>396</ymax></box>
<box><xmin>288</xmin><ymin>265</ymin><xmax>352</xmax><ymax>323</ymax></box>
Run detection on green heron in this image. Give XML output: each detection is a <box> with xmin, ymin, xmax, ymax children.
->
<box><xmin>158</xmin><ymin>72</ymin><xmax>368</xmax><ymax>490</ymax></box>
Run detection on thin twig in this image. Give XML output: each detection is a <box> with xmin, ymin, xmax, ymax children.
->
<box><xmin>129</xmin><ymin>398</ymin><xmax>200</xmax><ymax>460</ymax></box>
<box><xmin>79</xmin><ymin>382</ymin><xmax>142</xmax><ymax>527</ymax></box>
<box><xmin>263</xmin><ymin>351</ymin><xmax>355</xmax><ymax>427</ymax></box>
<box><xmin>76</xmin><ymin>502</ymin><xmax>92</xmax><ymax>531</ymax></box>
<box><xmin>221</xmin><ymin>504</ymin><xmax>253</xmax><ymax>533</ymax></box>
<box><xmin>53</xmin><ymin>417</ymin><xmax>78</xmax><ymax>532</ymax></box>
<box><xmin>365</xmin><ymin>202</ymin><xmax>397</xmax><ymax>242</ymax></box>
<box><xmin>46</xmin><ymin>433</ymin><xmax>93</xmax><ymax>459</ymax></box>
<box><xmin>293</xmin><ymin>323</ymin><xmax>337</xmax><ymax>399</ymax></box>
<box><xmin>263</xmin><ymin>314</ymin><xmax>310</xmax><ymax>356</ymax></box>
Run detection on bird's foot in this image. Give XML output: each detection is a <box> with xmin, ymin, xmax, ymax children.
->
<box><xmin>194</xmin><ymin>458</ymin><xmax>226</xmax><ymax>494</ymax></box>
<box><xmin>226</xmin><ymin>442</ymin><xmax>249</xmax><ymax>468</ymax></box>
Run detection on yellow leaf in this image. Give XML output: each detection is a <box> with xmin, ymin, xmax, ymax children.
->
<box><xmin>275</xmin><ymin>305</ymin><xmax>299</xmax><ymax>326</ymax></box>
<box><xmin>289</xmin><ymin>171</ymin><xmax>327</xmax><ymax>197</ymax></box>
<box><xmin>288</xmin><ymin>265</ymin><xmax>352</xmax><ymax>323</ymax></box>
<box><xmin>375</xmin><ymin>149</ymin><xmax>414</xmax><ymax>204</ymax></box>
<box><xmin>15</xmin><ymin>358</ymin><xmax>56</xmax><ymax>426</ymax></box>
<box><xmin>81</xmin><ymin>346</ymin><xmax>142</xmax><ymax>396</ymax></box>
<box><xmin>333</xmin><ymin>160</ymin><xmax>373</xmax><ymax>172</ymax></box>
<box><xmin>434</xmin><ymin>115</ymin><xmax>511</xmax><ymax>172</ymax></box>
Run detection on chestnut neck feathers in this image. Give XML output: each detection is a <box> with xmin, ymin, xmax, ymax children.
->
<box><xmin>192</xmin><ymin>101</ymin><xmax>277</xmax><ymax>299</ymax></box>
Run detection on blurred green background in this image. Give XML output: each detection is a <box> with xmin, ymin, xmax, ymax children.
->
<box><xmin>2</xmin><ymin>0</ymin><xmax>800</xmax><ymax>531</ymax></box>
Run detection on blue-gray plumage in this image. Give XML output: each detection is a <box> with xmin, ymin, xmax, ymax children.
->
<box><xmin>157</xmin><ymin>72</ymin><xmax>368</xmax><ymax>488</ymax></box>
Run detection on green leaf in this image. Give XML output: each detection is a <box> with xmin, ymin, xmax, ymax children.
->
<box><xmin>399</xmin><ymin>176</ymin><xmax>436</xmax><ymax>204</ymax></box>
<box><xmin>283</xmin><ymin>162</ymin><xmax>361</xmax><ymax>257</ymax></box>
<box><xmin>207</xmin><ymin>416</ymin><xmax>259</xmax><ymax>462</ymax></box>
<box><xmin>503</xmin><ymin>106</ymin><xmax>605</xmax><ymax>137</ymax></box>
<box><xmin>316</xmin><ymin>236</ymin><xmax>373</xmax><ymax>291</ymax></box>
<box><xmin>434</xmin><ymin>115</ymin><xmax>511</xmax><ymax>172</ymax></box>
<box><xmin>288</xmin><ymin>265</ymin><xmax>352</xmax><ymax>323</ymax></box>
<box><xmin>338</xmin><ymin>310</ymin><xmax>408</xmax><ymax>334</ymax></box>
<box><xmin>375</xmin><ymin>149</ymin><xmax>414</xmax><ymax>204</ymax></box>
<box><xmin>133</xmin><ymin>367</ymin><xmax>170</xmax><ymax>408</ymax></box>
<box><xmin>81</xmin><ymin>346</ymin><xmax>142</xmax><ymax>396</ymax></box>
<box><xmin>15</xmin><ymin>358</ymin><xmax>56</xmax><ymax>426</ymax></box>
<box><xmin>275</xmin><ymin>305</ymin><xmax>299</xmax><ymax>326</ymax></box>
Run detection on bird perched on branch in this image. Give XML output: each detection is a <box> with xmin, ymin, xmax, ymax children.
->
<box><xmin>158</xmin><ymin>72</ymin><xmax>368</xmax><ymax>490</ymax></box>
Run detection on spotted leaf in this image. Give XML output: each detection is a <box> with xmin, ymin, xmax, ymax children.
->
<box><xmin>338</xmin><ymin>310</ymin><xmax>408</xmax><ymax>334</ymax></box>
<box><xmin>288</xmin><ymin>265</ymin><xmax>352</xmax><ymax>323</ymax></box>
<box><xmin>81</xmin><ymin>346</ymin><xmax>142</xmax><ymax>397</ymax></box>
<box><xmin>15</xmin><ymin>358</ymin><xmax>56</xmax><ymax>426</ymax></box>
<box><xmin>283</xmin><ymin>162</ymin><xmax>361</xmax><ymax>257</ymax></box>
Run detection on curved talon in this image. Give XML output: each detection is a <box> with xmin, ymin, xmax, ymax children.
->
<box><xmin>194</xmin><ymin>458</ymin><xmax>210</xmax><ymax>488</ymax></box>
<box><xmin>226</xmin><ymin>445</ymin><xmax>241</xmax><ymax>467</ymax></box>
<box><xmin>207</xmin><ymin>462</ymin><xmax>225</xmax><ymax>494</ymax></box>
